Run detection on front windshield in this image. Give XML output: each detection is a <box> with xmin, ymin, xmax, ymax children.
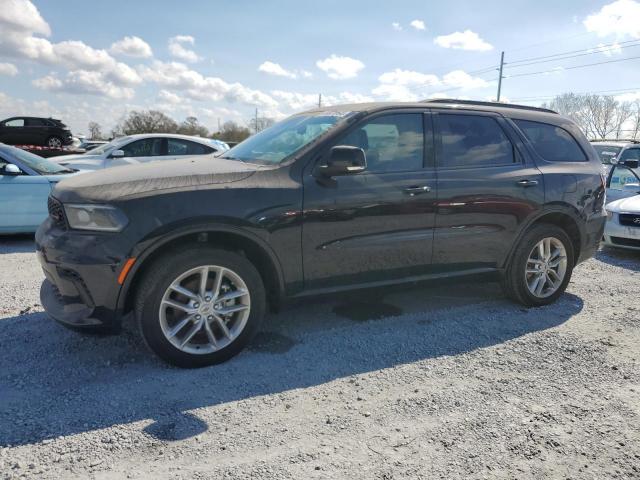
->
<box><xmin>87</xmin><ymin>136</ymin><xmax>131</xmax><ymax>155</ymax></box>
<box><xmin>6</xmin><ymin>147</ymin><xmax>72</xmax><ymax>175</ymax></box>
<box><xmin>592</xmin><ymin>145</ymin><xmax>622</xmax><ymax>165</ymax></box>
<box><xmin>221</xmin><ymin>112</ymin><xmax>355</xmax><ymax>164</ymax></box>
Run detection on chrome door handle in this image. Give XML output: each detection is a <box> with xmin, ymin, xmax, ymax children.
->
<box><xmin>516</xmin><ymin>179</ymin><xmax>539</xmax><ymax>187</ymax></box>
<box><xmin>404</xmin><ymin>185</ymin><xmax>431</xmax><ymax>196</ymax></box>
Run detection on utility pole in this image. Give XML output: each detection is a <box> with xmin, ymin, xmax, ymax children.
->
<box><xmin>496</xmin><ymin>51</ymin><xmax>505</xmax><ymax>102</ymax></box>
<box><xmin>318</xmin><ymin>93</ymin><xmax>322</xmax><ymax>108</ymax></box>
<box><xmin>254</xmin><ymin>107</ymin><xmax>259</xmax><ymax>134</ymax></box>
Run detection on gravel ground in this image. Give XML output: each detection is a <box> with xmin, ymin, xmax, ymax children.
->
<box><xmin>0</xmin><ymin>235</ymin><xmax>639</xmax><ymax>479</ymax></box>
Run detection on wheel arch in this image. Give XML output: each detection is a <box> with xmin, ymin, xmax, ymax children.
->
<box><xmin>503</xmin><ymin>206</ymin><xmax>583</xmax><ymax>269</ymax></box>
<box><xmin>117</xmin><ymin>223</ymin><xmax>285</xmax><ymax>315</ymax></box>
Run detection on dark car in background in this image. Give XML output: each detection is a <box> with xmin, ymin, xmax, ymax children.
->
<box><xmin>0</xmin><ymin>117</ymin><xmax>73</xmax><ymax>148</ymax></box>
<box><xmin>37</xmin><ymin>100</ymin><xmax>606</xmax><ymax>368</ymax></box>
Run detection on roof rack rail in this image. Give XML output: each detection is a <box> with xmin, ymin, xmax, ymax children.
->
<box><xmin>422</xmin><ymin>99</ymin><xmax>558</xmax><ymax>115</ymax></box>
<box><xmin>590</xmin><ymin>138</ymin><xmax>640</xmax><ymax>144</ymax></box>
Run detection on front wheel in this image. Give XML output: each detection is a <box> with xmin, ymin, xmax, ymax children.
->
<box><xmin>501</xmin><ymin>224</ymin><xmax>575</xmax><ymax>307</ymax></box>
<box><xmin>135</xmin><ymin>247</ymin><xmax>266</xmax><ymax>367</ymax></box>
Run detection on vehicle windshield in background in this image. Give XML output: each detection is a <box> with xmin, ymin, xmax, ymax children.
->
<box><xmin>221</xmin><ymin>112</ymin><xmax>356</xmax><ymax>164</ymax></box>
<box><xmin>592</xmin><ymin>145</ymin><xmax>622</xmax><ymax>164</ymax></box>
<box><xmin>9</xmin><ymin>148</ymin><xmax>73</xmax><ymax>174</ymax></box>
<box><xmin>86</xmin><ymin>137</ymin><xmax>132</xmax><ymax>155</ymax></box>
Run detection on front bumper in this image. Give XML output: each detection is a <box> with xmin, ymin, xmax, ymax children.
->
<box><xmin>603</xmin><ymin>214</ymin><xmax>640</xmax><ymax>251</ymax></box>
<box><xmin>36</xmin><ymin>218</ymin><xmax>126</xmax><ymax>331</ymax></box>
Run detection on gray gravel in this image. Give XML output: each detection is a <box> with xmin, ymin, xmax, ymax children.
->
<box><xmin>0</xmin><ymin>236</ymin><xmax>639</xmax><ymax>479</ymax></box>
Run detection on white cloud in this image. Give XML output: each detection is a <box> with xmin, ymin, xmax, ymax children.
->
<box><xmin>392</xmin><ymin>22</ymin><xmax>402</xmax><ymax>31</ymax></box>
<box><xmin>0</xmin><ymin>62</ymin><xmax>18</xmax><ymax>76</ymax></box>
<box><xmin>410</xmin><ymin>19</ymin><xmax>426</xmax><ymax>31</ymax></box>
<box><xmin>372</xmin><ymin>68</ymin><xmax>489</xmax><ymax>101</ymax></box>
<box><xmin>434</xmin><ymin>30</ymin><xmax>493</xmax><ymax>51</ymax></box>
<box><xmin>110</xmin><ymin>36</ymin><xmax>152</xmax><ymax>58</ymax></box>
<box><xmin>0</xmin><ymin>0</ymin><xmax>50</xmax><ymax>36</ymax></box>
<box><xmin>300</xmin><ymin>70</ymin><xmax>313</xmax><ymax>78</ymax></box>
<box><xmin>168</xmin><ymin>35</ymin><xmax>201</xmax><ymax>63</ymax></box>
<box><xmin>139</xmin><ymin>60</ymin><xmax>278</xmax><ymax>108</ymax></box>
<box><xmin>271</xmin><ymin>90</ymin><xmax>374</xmax><ymax>110</ymax></box>
<box><xmin>33</xmin><ymin>71</ymin><xmax>135</xmax><ymax>99</ymax></box>
<box><xmin>316</xmin><ymin>54</ymin><xmax>365</xmax><ymax>80</ymax></box>
<box><xmin>258</xmin><ymin>61</ymin><xmax>298</xmax><ymax>79</ymax></box>
<box><xmin>584</xmin><ymin>0</ymin><xmax>640</xmax><ymax>38</ymax></box>
<box><xmin>158</xmin><ymin>89</ymin><xmax>182</xmax><ymax>104</ymax></box>
<box><xmin>589</xmin><ymin>42</ymin><xmax>623</xmax><ymax>56</ymax></box>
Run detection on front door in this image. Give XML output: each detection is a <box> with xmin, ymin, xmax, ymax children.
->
<box><xmin>302</xmin><ymin>111</ymin><xmax>437</xmax><ymax>290</ymax></box>
<box><xmin>0</xmin><ymin>159</ymin><xmax>51</xmax><ymax>232</ymax></box>
<box><xmin>433</xmin><ymin>110</ymin><xmax>544</xmax><ymax>270</ymax></box>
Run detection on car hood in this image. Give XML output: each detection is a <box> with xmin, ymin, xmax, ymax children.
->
<box><xmin>52</xmin><ymin>156</ymin><xmax>259</xmax><ymax>203</ymax></box>
<box><xmin>52</xmin><ymin>153</ymin><xmax>102</xmax><ymax>163</ymax></box>
<box><xmin>607</xmin><ymin>195</ymin><xmax>640</xmax><ymax>213</ymax></box>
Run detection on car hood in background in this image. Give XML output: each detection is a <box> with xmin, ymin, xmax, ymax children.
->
<box><xmin>52</xmin><ymin>156</ymin><xmax>260</xmax><ymax>203</ymax></box>
<box><xmin>606</xmin><ymin>195</ymin><xmax>640</xmax><ymax>213</ymax></box>
<box><xmin>52</xmin><ymin>153</ymin><xmax>102</xmax><ymax>163</ymax></box>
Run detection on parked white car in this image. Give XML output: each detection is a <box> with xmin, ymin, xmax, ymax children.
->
<box><xmin>591</xmin><ymin>139</ymin><xmax>640</xmax><ymax>174</ymax></box>
<box><xmin>52</xmin><ymin>134</ymin><xmax>230</xmax><ymax>171</ymax></box>
<box><xmin>604</xmin><ymin>161</ymin><xmax>640</xmax><ymax>250</ymax></box>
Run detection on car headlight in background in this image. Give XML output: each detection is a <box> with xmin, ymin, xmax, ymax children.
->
<box><xmin>605</xmin><ymin>208</ymin><xmax>614</xmax><ymax>220</ymax></box>
<box><xmin>64</xmin><ymin>204</ymin><xmax>128</xmax><ymax>232</ymax></box>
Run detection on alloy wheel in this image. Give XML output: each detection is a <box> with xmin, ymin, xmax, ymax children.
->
<box><xmin>159</xmin><ymin>265</ymin><xmax>251</xmax><ymax>354</ymax></box>
<box><xmin>48</xmin><ymin>137</ymin><xmax>62</xmax><ymax>148</ymax></box>
<box><xmin>525</xmin><ymin>237</ymin><xmax>568</xmax><ymax>298</ymax></box>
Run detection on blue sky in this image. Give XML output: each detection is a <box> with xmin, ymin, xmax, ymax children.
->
<box><xmin>1</xmin><ymin>0</ymin><xmax>639</xmax><ymax>134</ymax></box>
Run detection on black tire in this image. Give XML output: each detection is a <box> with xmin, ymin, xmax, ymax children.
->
<box><xmin>46</xmin><ymin>136</ymin><xmax>63</xmax><ymax>148</ymax></box>
<box><xmin>501</xmin><ymin>223</ymin><xmax>575</xmax><ymax>307</ymax></box>
<box><xmin>135</xmin><ymin>246</ymin><xmax>266</xmax><ymax>368</ymax></box>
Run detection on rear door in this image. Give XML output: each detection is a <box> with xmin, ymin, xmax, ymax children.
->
<box><xmin>433</xmin><ymin>110</ymin><xmax>544</xmax><ymax>271</ymax></box>
<box><xmin>108</xmin><ymin>137</ymin><xmax>165</xmax><ymax>167</ymax></box>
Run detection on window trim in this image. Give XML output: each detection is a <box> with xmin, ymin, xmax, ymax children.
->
<box><xmin>433</xmin><ymin>110</ymin><xmax>521</xmax><ymax>170</ymax></box>
<box><xmin>327</xmin><ymin>109</ymin><xmax>430</xmax><ymax>174</ymax></box>
<box><xmin>512</xmin><ymin>118</ymin><xmax>588</xmax><ymax>164</ymax></box>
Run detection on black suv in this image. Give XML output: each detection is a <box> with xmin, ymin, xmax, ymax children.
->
<box><xmin>36</xmin><ymin>100</ymin><xmax>606</xmax><ymax>367</ymax></box>
<box><xmin>0</xmin><ymin>116</ymin><xmax>73</xmax><ymax>148</ymax></box>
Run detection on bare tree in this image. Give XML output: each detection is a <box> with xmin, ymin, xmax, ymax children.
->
<box><xmin>87</xmin><ymin>121</ymin><xmax>103</xmax><ymax>140</ymax></box>
<box><xmin>113</xmin><ymin>110</ymin><xmax>179</xmax><ymax>136</ymax></box>
<box><xmin>629</xmin><ymin>101</ymin><xmax>640</xmax><ymax>140</ymax></box>
<box><xmin>247</xmin><ymin>116</ymin><xmax>275</xmax><ymax>134</ymax></box>
<box><xmin>177</xmin><ymin>116</ymin><xmax>209</xmax><ymax>137</ymax></box>
<box><xmin>211</xmin><ymin>121</ymin><xmax>251</xmax><ymax>143</ymax></box>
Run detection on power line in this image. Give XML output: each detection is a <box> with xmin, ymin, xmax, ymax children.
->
<box><xmin>504</xmin><ymin>55</ymin><xmax>640</xmax><ymax>79</ymax></box>
<box><xmin>511</xmin><ymin>87</ymin><xmax>640</xmax><ymax>102</ymax></box>
<box><xmin>506</xmin><ymin>38</ymin><xmax>640</xmax><ymax>66</ymax></box>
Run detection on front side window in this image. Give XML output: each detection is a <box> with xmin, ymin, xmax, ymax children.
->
<box><xmin>609</xmin><ymin>165</ymin><xmax>640</xmax><ymax>191</ymax></box>
<box><xmin>167</xmin><ymin>139</ymin><xmax>212</xmax><ymax>156</ymax></box>
<box><xmin>120</xmin><ymin>138</ymin><xmax>163</xmax><ymax>157</ymax></box>
<box><xmin>4</xmin><ymin>119</ymin><xmax>24</xmax><ymax>127</ymax></box>
<box><xmin>339</xmin><ymin>113</ymin><xmax>424</xmax><ymax>172</ymax></box>
<box><xmin>514</xmin><ymin>119</ymin><xmax>587</xmax><ymax>162</ymax></box>
<box><xmin>439</xmin><ymin>114</ymin><xmax>514</xmax><ymax>167</ymax></box>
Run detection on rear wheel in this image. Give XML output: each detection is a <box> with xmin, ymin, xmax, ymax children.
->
<box><xmin>501</xmin><ymin>224</ymin><xmax>574</xmax><ymax>307</ymax></box>
<box><xmin>46</xmin><ymin>136</ymin><xmax>62</xmax><ymax>148</ymax></box>
<box><xmin>135</xmin><ymin>247</ymin><xmax>265</xmax><ymax>367</ymax></box>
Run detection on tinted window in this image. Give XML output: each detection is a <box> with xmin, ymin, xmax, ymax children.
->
<box><xmin>4</xmin><ymin>119</ymin><xmax>24</xmax><ymax>127</ymax></box>
<box><xmin>592</xmin><ymin>145</ymin><xmax>622</xmax><ymax>164</ymax></box>
<box><xmin>26</xmin><ymin>118</ymin><xmax>47</xmax><ymax>127</ymax></box>
<box><xmin>339</xmin><ymin>113</ymin><xmax>424</xmax><ymax>172</ymax></box>
<box><xmin>120</xmin><ymin>138</ymin><xmax>163</xmax><ymax>157</ymax></box>
<box><xmin>619</xmin><ymin>148</ymin><xmax>640</xmax><ymax>162</ymax></box>
<box><xmin>167</xmin><ymin>139</ymin><xmax>212</xmax><ymax>155</ymax></box>
<box><xmin>439</xmin><ymin>114</ymin><xmax>514</xmax><ymax>167</ymax></box>
<box><xmin>514</xmin><ymin>119</ymin><xmax>587</xmax><ymax>162</ymax></box>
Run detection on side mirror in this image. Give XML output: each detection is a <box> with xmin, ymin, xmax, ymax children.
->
<box><xmin>2</xmin><ymin>164</ymin><xmax>22</xmax><ymax>175</ymax></box>
<box><xmin>110</xmin><ymin>149</ymin><xmax>125</xmax><ymax>158</ymax></box>
<box><xmin>621</xmin><ymin>159</ymin><xmax>639</xmax><ymax>169</ymax></box>
<box><xmin>316</xmin><ymin>146</ymin><xmax>366</xmax><ymax>177</ymax></box>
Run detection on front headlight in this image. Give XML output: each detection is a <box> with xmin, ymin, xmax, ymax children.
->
<box><xmin>605</xmin><ymin>208</ymin><xmax>614</xmax><ymax>220</ymax></box>
<box><xmin>64</xmin><ymin>204</ymin><xmax>128</xmax><ymax>232</ymax></box>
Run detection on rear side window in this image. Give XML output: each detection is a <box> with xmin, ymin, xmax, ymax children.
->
<box><xmin>514</xmin><ymin>119</ymin><xmax>587</xmax><ymax>162</ymax></box>
<box><xmin>26</xmin><ymin>118</ymin><xmax>47</xmax><ymax>127</ymax></box>
<box><xmin>167</xmin><ymin>139</ymin><xmax>213</xmax><ymax>155</ymax></box>
<box><xmin>438</xmin><ymin>114</ymin><xmax>514</xmax><ymax>167</ymax></box>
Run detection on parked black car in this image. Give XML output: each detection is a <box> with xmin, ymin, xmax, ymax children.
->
<box><xmin>36</xmin><ymin>100</ymin><xmax>606</xmax><ymax>367</ymax></box>
<box><xmin>0</xmin><ymin>116</ymin><xmax>73</xmax><ymax>148</ymax></box>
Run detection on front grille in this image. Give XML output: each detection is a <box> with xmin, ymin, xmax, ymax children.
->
<box><xmin>619</xmin><ymin>213</ymin><xmax>640</xmax><ymax>227</ymax></box>
<box><xmin>610</xmin><ymin>236</ymin><xmax>640</xmax><ymax>248</ymax></box>
<box><xmin>47</xmin><ymin>196</ymin><xmax>67</xmax><ymax>229</ymax></box>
